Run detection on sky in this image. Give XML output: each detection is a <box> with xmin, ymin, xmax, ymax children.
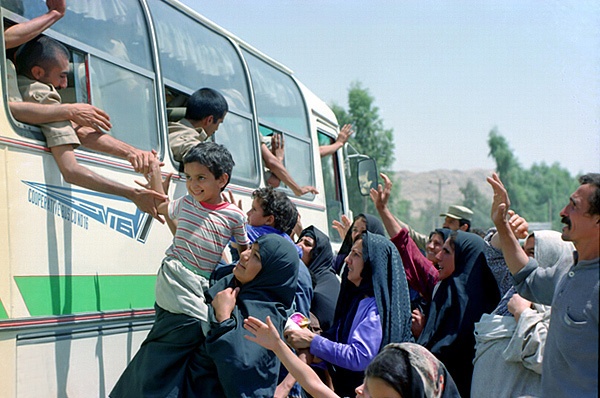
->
<box><xmin>179</xmin><ymin>0</ymin><xmax>599</xmax><ymax>176</ymax></box>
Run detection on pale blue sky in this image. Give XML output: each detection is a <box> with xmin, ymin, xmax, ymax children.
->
<box><xmin>179</xmin><ymin>0</ymin><xmax>599</xmax><ymax>175</ymax></box>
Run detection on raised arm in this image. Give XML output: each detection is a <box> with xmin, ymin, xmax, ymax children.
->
<box><xmin>4</xmin><ymin>0</ymin><xmax>66</xmax><ymax>49</ymax></box>
<box><xmin>319</xmin><ymin>124</ymin><xmax>354</xmax><ymax>158</ymax></box>
<box><xmin>261</xmin><ymin>143</ymin><xmax>318</xmax><ymax>197</ymax></box>
<box><xmin>370</xmin><ymin>173</ymin><xmax>402</xmax><ymax>237</ymax></box>
<box><xmin>244</xmin><ymin>316</ymin><xmax>338</xmax><ymax>398</ymax></box>
<box><xmin>487</xmin><ymin>173</ymin><xmax>530</xmax><ymax>274</ymax></box>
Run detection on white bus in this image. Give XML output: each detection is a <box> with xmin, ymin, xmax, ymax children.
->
<box><xmin>0</xmin><ymin>1</ymin><xmax>356</xmax><ymax>396</ymax></box>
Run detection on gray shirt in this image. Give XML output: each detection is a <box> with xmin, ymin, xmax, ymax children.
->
<box><xmin>513</xmin><ymin>255</ymin><xmax>599</xmax><ymax>397</ymax></box>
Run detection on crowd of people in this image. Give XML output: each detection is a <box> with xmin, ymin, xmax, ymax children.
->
<box><xmin>5</xmin><ymin>2</ymin><xmax>598</xmax><ymax>398</ymax></box>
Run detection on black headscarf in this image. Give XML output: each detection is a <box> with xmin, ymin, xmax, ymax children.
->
<box><xmin>334</xmin><ymin>213</ymin><xmax>386</xmax><ymax>273</ymax></box>
<box><xmin>297</xmin><ymin>226</ymin><xmax>340</xmax><ymax>331</ymax></box>
<box><xmin>327</xmin><ymin>231</ymin><xmax>413</xmax><ymax>396</ymax></box>
<box><xmin>417</xmin><ymin>231</ymin><xmax>500</xmax><ymax>397</ymax></box>
<box><xmin>188</xmin><ymin>234</ymin><xmax>299</xmax><ymax>398</ymax></box>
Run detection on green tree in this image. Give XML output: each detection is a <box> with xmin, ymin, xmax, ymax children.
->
<box><xmin>487</xmin><ymin>129</ymin><xmax>578</xmax><ymax>230</ymax></box>
<box><xmin>460</xmin><ymin>179</ymin><xmax>492</xmax><ymax>230</ymax></box>
<box><xmin>332</xmin><ymin>81</ymin><xmax>397</xmax><ymax>216</ymax></box>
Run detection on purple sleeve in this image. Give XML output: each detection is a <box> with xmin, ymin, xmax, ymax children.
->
<box><xmin>390</xmin><ymin>228</ymin><xmax>438</xmax><ymax>301</ymax></box>
<box><xmin>309</xmin><ymin>298</ymin><xmax>381</xmax><ymax>372</ymax></box>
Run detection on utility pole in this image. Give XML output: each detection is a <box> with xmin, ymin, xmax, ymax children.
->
<box><xmin>430</xmin><ymin>178</ymin><xmax>450</xmax><ymax>231</ymax></box>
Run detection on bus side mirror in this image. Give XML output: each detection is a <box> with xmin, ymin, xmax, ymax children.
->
<box><xmin>356</xmin><ymin>158</ymin><xmax>378</xmax><ymax>196</ymax></box>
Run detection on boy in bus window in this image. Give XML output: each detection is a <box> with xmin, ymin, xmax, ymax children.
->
<box><xmin>13</xmin><ymin>35</ymin><xmax>166</xmax><ymax>220</ymax></box>
<box><xmin>168</xmin><ymin>87</ymin><xmax>228</xmax><ymax>163</ymax></box>
<box><xmin>110</xmin><ymin>142</ymin><xmax>250</xmax><ymax>398</ymax></box>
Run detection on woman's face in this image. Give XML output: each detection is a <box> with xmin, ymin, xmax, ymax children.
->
<box><xmin>425</xmin><ymin>232</ymin><xmax>444</xmax><ymax>263</ymax></box>
<box><xmin>345</xmin><ymin>239</ymin><xmax>364</xmax><ymax>287</ymax></box>
<box><xmin>362</xmin><ymin>376</ymin><xmax>402</xmax><ymax>398</ymax></box>
<box><xmin>351</xmin><ymin>217</ymin><xmax>367</xmax><ymax>243</ymax></box>
<box><xmin>523</xmin><ymin>235</ymin><xmax>535</xmax><ymax>258</ymax></box>
<box><xmin>297</xmin><ymin>235</ymin><xmax>315</xmax><ymax>266</ymax></box>
<box><xmin>233</xmin><ymin>243</ymin><xmax>262</xmax><ymax>284</ymax></box>
<box><xmin>435</xmin><ymin>239</ymin><xmax>455</xmax><ymax>280</ymax></box>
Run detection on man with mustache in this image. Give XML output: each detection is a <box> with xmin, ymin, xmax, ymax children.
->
<box><xmin>488</xmin><ymin>172</ymin><xmax>599</xmax><ymax>398</ymax></box>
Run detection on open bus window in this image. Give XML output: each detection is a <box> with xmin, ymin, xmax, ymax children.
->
<box><xmin>259</xmin><ymin>124</ymin><xmax>315</xmax><ymax>198</ymax></box>
<box><xmin>3</xmin><ymin>0</ymin><xmax>152</xmax><ymax>70</ymax></box>
<box><xmin>245</xmin><ymin>51</ymin><xmax>315</xmax><ymax>197</ymax></box>
<box><xmin>165</xmin><ymin>86</ymin><xmax>260</xmax><ymax>185</ymax></box>
<box><xmin>318</xmin><ymin>131</ymin><xmax>344</xmax><ymax>242</ymax></box>
<box><xmin>87</xmin><ymin>56</ymin><xmax>159</xmax><ymax>152</ymax></box>
<box><xmin>2</xmin><ymin>1</ymin><xmax>160</xmax><ymax>156</ymax></box>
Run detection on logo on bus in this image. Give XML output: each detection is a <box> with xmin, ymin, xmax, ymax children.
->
<box><xmin>23</xmin><ymin>181</ymin><xmax>152</xmax><ymax>243</ymax></box>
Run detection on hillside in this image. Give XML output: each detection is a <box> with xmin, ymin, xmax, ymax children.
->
<box><xmin>391</xmin><ymin>169</ymin><xmax>494</xmax><ymax>220</ymax></box>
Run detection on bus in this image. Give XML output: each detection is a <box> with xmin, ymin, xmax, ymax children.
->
<box><xmin>0</xmin><ymin>0</ymin><xmax>358</xmax><ymax>396</ymax></box>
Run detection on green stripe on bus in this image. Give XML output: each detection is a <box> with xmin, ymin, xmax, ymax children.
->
<box><xmin>14</xmin><ymin>275</ymin><xmax>156</xmax><ymax>316</ymax></box>
<box><xmin>0</xmin><ymin>299</ymin><xmax>8</xmax><ymax>319</ymax></box>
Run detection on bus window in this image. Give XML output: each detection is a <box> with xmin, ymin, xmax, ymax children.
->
<box><xmin>3</xmin><ymin>0</ymin><xmax>160</xmax><ymax>155</ymax></box>
<box><xmin>215</xmin><ymin>113</ymin><xmax>259</xmax><ymax>183</ymax></box>
<box><xmin>147</xmin><ymin>0</ymin><xmax>250</xmax><ymax>114</ymax></box>
<box><xmin>3</xmin><ymin>0</ymin><xmax>152</xmax><ymax>69</ymax></box>
<box><xmin>318</xmin><ymin>131</ymin><xmax>344</xmax><ymax>243</ymax></box>
<box><xmin>164</xmin><ymin>86</ymin><xmax>259</xmax><ymax>185</ymax></box>
<box><xmin>148</xmin><ymin>0</ymin><xmax>259</xmax><ymax>185</ymax></box>
<box><xmin>244</xmin><ymin>51</ymin><xmax>315</xmax><ymax>196</ymax></box>
<box><xmin>87</xmin><ymin>56</ymin><xmax>159</xmax><ymax>152</ymax></box>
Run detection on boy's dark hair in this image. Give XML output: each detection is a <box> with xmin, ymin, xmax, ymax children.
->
<box><xmin>252</xmin><ymin>187</ymin><xmax>298</xmax><ymax>235</ymax></box>
<box><xmin>183</xmin><ymin>142</ymin><xmax>234</xmax><ymax>191</ymax></box>
<box><xmin>458</xmin><ymin>218</ymin><xmax>471</xmax><ymax>232</ymax></box>
<box><xmin>185</xmin><ymin>88</ymin><xmax>228</xmax><ymax>122</ymax></box>
<box><xmin>16</xmin><ymin>35</ymin><xmax>70</xmax><ymax>79</ymax></box>
<box><xmin>579</xmin><ymin>173</ymin><xmax>600</xmax><ymax>216</ymax></box>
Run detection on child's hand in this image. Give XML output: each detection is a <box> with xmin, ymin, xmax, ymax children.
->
<box><xmin>222</xmin><ymin>190</ymin><xmax>242</xmax><ymax>210</ymax></box>
<box><xmin>135</xmin><ymin>171</ymin><xmax>172</xmax><ymax>195</ymax></box>
<box><xmin>244</xmin><ymin>316</ymin><xmax>281</xmax><ymax>351</ymax></box>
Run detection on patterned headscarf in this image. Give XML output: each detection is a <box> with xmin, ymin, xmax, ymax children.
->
<box><xmin>366</xmin><ymin>343</ymin><xmax>460</xmax><ymax>398</ymax></box>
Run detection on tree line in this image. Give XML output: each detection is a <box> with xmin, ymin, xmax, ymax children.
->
<box><xmin>332</xmin><ymin>82</ymin><xmax>580</xmax><ymax>235</ymax></box>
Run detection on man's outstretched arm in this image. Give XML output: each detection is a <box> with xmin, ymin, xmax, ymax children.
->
<box><xmin>4</xmin><ymin>0</ymin><xmax>66</xmax><ymax>49</ymax></box>
<box><xmin>261</xmin><ymin>144</ymin><xmax>318</xmax><ymax>197</ymax></box>
<box><xmin>50</xmin><ymin>144</ymin><xmax>167</xmax><ymax>222</ymax></box>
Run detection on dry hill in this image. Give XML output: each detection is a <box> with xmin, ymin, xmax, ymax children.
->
<box><xmin>392</xmin><ymin>169</ymin><xmax>494</xmax><ymax>220</ymax></box>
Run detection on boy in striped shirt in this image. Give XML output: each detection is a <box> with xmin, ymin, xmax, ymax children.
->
<box><xmin>110</xmin><ymin>141</ymin><xmax>249</xmax><ymax>397</ymax></box>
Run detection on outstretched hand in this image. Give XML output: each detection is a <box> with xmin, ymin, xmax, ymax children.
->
<box><xmin>135</xmin><ymin>170</ymin><xmax>172</xmax><ymax>195</ymax></box>
<box><xmin>243</xmin><ymin>316</ymin><xmax>282</xmax><ymax>351</ymax></box>
<box><xmin>68</xmin><ymin>103</ymin><xmax>112</xmax><ymax>132</ymax></box>
<box><xmin>271</xmin><ymin>133</ymin><xmax>285</xmax><ymax>162</ymax></box>
<box><xmin>337</xmin><ymin>124</ymin><xmax>354</xmax><ymax>145</ymax></box>
<box><xmin>222</xmin><ymin>190</ymin><xmax>243</xmax><ymax>210</ymax></box>
<box><xmin>131</xmin><ymin>188</ymin><xmax>167</xmax><ymax>224</ymax></box>
<box><xmin>487</xmin><ymin>173</ymin><xmax>511</xmax><ymax>228</ymax></box>
<box><xmin>295</xmin><ymin>185</ymin><xmax>319</xmax><ymax>196</ymax></box>
<box><xmin>370</xmin><ymin>172</ymin><xmax>392</xmax><ymax>211</ymax></box>
<box><xmin>128</xmin><ymin>149</ymin><xmax>163</xmax><ymax>175</ymax></box>
<box><xmin>332</xmin><ymin>214</ymin><xmax>351</xmax><ymax>240</ymax></box>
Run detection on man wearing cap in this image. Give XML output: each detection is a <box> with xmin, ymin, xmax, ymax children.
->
<box><xmin>400</xmin><ymin>204</ymin><xmax>473</xmax><ymax>251</ymax></box>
